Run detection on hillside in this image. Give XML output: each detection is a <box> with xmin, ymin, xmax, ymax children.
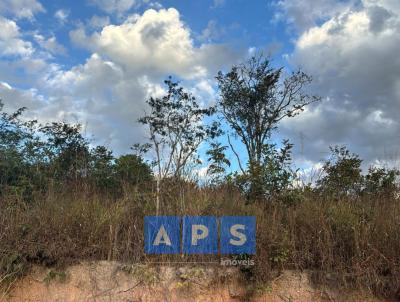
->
<box><xmin>2</xmin><ymin>262</ymin><xmax>389</xmax><ymax>302</ymax></box>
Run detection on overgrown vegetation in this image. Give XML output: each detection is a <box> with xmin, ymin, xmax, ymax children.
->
<box><xmin>1</xmin><ymin>55</ymin><xmax>400</xmax><ymax>299</ymax></box>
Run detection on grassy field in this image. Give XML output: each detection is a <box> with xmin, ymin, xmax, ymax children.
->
<box><xmin>1</xmin><ymin>183</ymin><xmax>399</xmax><ymax>299</ymax></box>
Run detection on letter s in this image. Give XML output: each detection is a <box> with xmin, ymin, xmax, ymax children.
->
<box><xmin>229</xmin><ymin>224</ymin><xmax>247</xmax><ymax>246</ymax></box>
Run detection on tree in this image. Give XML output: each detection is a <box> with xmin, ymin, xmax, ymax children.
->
<box><xmin>115</xmin><ymin>154</ymin><xmax>153</xmax><ymax>186</ymax></box>
<box><xmin>206</xmin><ymin>142</ymin><xmax>231</xmax><ymax>185</ymax></box>
<box><xmin>40</xmin><ymin>122</ymin><xmax>90</xmax><ymax>182</ymax></box>
<box><xmin>138</xmin><ymin>78</ymin><xmax>219</xmax><ymax>213</ymax></box>
<box><xmin>258</xmin><ymin>140</ymin><xmax>296</xmax><ymax>197</ymax></box>
<box><xmin>0</xmin><ymin>100</ymin><xmax>42</xmax><ymax>199</ymax></box>
<box><xmin>317</xmin><ymin>146</ymin><xmax>363</xmax><ymax>197</ymax></box>
<box><xmin>231</xmin><ymin>140</ymin><xmax>296</xmax><ymax>201</ymax></box>
<box><xmin>89</xmin><ymin>146</ymin><xmax>116</xmax><ymax>190</ymax></box>
<box><xmin>363</xmin><ymin>167</ymin><xmax>399</xmax><ymax>197</ymax></box>
<box><xmin>216</xmin><ymin>55</ymin><xmax>319</xmax><ymax>200</ymax></box>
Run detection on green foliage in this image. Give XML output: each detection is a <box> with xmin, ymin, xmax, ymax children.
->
<box><xmin>0</xmin><ymin>101</ymin><xmax>43</xmax><ymax>199</ymax></box>
<box><xmin>363</xmin><ymin>166</ymin><xmax>399</xmax><ymax>196</ymax></box>
<box><xmin>43</xmin><ymin>270</ymin><xmax>67</xmax><ymax>284</ymax></box>
<box><xmin>277</xmin><ymin>189</ymin><xmax>306</xmax><ymax>207</ymax></box>
<box><xmin>41</xmin><ymin>122</ymin><xmax>90</xmax><ymax>182</ymax></box>
<box><xmin>317</xmin><ymin>146</ymin><xmax>363</xmax><ymax>197</ymax></box>
<box><xmin>206</xmin><ymin>142</ymin><xmax>230</xmax><ymax>185</ymax></box>
<box><xmin>139</xmin><ymin>77</ymin><xmax>219</xmax><ymax>179</ymax></box>
<box><xmin>258</xmin><ymin>140</ymin><xmax>296</xmax><ymax>197</ymax></box>
<box><xmin>269</xmin><ymin>246</ymin><xmax>289</xmax><ymax>267</ymax></box>
<box><xmin>122</xmin><ymin>264</ymin><xmax>159</xmax><ymax>285</ymax></box>
<box><xmin>0</xmin><ymin>101</ymin><xmax>153</xmax><ymax>198</ymax></box>
<box><xmin>89</xmin><ymin>146</ymin><xmax>117</xmax><ymax>190</ymax></box>
<box><xmin>115</xmin><ymin>154</ymin><xmax>153</xmax><ymax>185</ymax></box>
<box><xmin>216</xmin><ymin>55</ymin><xmax>319</xmax><ymax>200</ymax></box>
<box><xmin>317</xmin><ymin>146</ymin><xmax>399</xmax><ymax>198</ymax></box>
<box><xmin>89</xmin><ymin>147</ymin><xmax>153</xmax><ymax>193</ymax></box>
<box><xmin>230</xmin><ymin>140</ymin><xmax>296</xmax><ymax>201</ymax></box>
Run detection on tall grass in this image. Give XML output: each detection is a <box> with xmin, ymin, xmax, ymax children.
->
<box><xmin>1</xmin><ymin>183</ymin><xmax>400</xmax><ymax>298</ymax></box>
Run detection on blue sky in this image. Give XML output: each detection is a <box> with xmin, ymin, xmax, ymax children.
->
<box><xmin>14</xmin><ymin>0</ymin><xmax>294</xmax><ymax>68</ymax></box>
<box><xmin>1</xmin><ymin>0</ymin><xmax>400</xmax><ymax>176</ymax></box>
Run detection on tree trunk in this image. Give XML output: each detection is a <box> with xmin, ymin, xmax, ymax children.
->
<box><xmin>156</xmin><ymin>177</ymin><xmax>160</xmax><ymax>215</ymax></box>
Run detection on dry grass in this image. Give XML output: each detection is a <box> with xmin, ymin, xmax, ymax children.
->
<box><xmin>1</xmin><ymin>183</ymin><xmax>400</xmax><ymax>299</ymax></box>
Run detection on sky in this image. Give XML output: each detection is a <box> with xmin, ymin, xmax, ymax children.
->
<box><xmin>1</xmin><ymin>0</ymin><xmax>400</xmax><ymax>174</ymax></box>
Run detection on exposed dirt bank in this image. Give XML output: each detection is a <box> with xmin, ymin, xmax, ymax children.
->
<box><xmin>1</xmin><ymin>261</ymin><xmax>390</xmax><ymax>302</ymax></box>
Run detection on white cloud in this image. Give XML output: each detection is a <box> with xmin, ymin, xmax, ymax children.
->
<box><xmin>199</xmin><ymin>20</ymin><xmax>224</xmax><ymax>42</ymax></box>
<box><xmin>42</xmin><ymin>53</ymin><xmax>160</xmax><ymax>151</ymax></box>
<box><xmin>211</xmin><ymin>0</ymin><xmax>225</xmax><ymax>9</ymax></box>
<box><xmin>0</xmin><ymin>81</ymin><xmax>12</xmax><ymax>90</ymax></box>
<box><xmin>0</xmin><ymin>17</ymin><xmax>20</xmax><ymax>40</ymax></box>
<box><xmin>1</xmin><ymin>7</ymin><xmax>241</xmax><ymax>153</ymax></box>
<box><xmin>88</xmin><ymin>0</ymin><xmax>136</xmax><ymax>15</ymax></box>
<box><xmin>146</xmin><ymin>1</ymin><xmax>162</xmax><ymax>10</ymax></box>
<box><xmin>88</xmin><ymin>15</ymin><xmax>110</xmax><ymax>29</ymax></box>
<box><xmin>0</xmin><ymin>17</ymin><xmax>34</xmax><ymax>57</ymax></box>
<box><xmin>0</xmin><ymin>0</ymin><xmax>45</xmax><ymax>19</ymax></box>
<box><xmin>54</xmin><ymin>9</ymin><xmax>70</xmax><ymax>24</ymax></box>
<box><xmin>70</xmin><ymin>8</ymin><xmax>239</xmax><ymax>79</ymax></box>
<box><xmin>34</xmin><ymin>34</ymin><xmax>66</xmax><ymax>56</ymax></box>
<box><xmin>279</xmin><ymin>0</ymin><xmax>400</xmax><ymax>166</ymax></box>
<box><xmin>275</xmin><ymin>0</ymin><xmax>356</xmax><ymax>31</ymax></box>
<box><xmin>0</xmin><ymin>81</ymin><xmax>46</xmax><ymax>114</ymax></box>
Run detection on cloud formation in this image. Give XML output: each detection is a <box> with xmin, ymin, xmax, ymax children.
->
<box><xmin>61</xmin><ymin>8</ymin><xmax>240</xmax><ymax>150</ymax></box>
<box><xmin>34</xmin><ymin>34</ymin><xmax>67</xmax><ymax>56</ymax></box>
<box><xmin>1</xmin><ymin>0</ymin><xmax>398</xmax><ymax>169</ymax></box>
<box><xmin>54</xmin><ymin>9</ymin><xmax>70</xmax><ymax>24</ymax></box>
<box><xmin>279</xmin><ymin>0</ymin><xmax>400</xmax><ymax>166</ymax></box>
<box><xmin>70</xmin><ymin>8</ymin><xmax>238</xmax><ymax>79</ymax></box>
<box><xmin>0</xmin><ymin>0</ymin><xmax>44</xmax><ymax>19</ymax></box>
<box><xmin>1</xmin><ymin>7</ymin><xmax>241</xmax><ymax>153</ymax></box>
<box><xmin>88</xmin><ymin>0</ymin><xmax>136</xmax><ymax>15</ymax></box>
<box><xmin>0</xmin><ymin>16</ymin><xmax>34</xmax><ymax>57</ymax></box>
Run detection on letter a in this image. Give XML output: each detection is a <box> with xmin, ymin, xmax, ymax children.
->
<box><xmin>153</xmin><ymin>225</ymin><xmax>172</xmax><ymax>246</ymax></box>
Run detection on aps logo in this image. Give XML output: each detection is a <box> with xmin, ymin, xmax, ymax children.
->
<box><xmin>144</xmin><ymin>216</ymin><xmax>256</xmax><ymax>254</ymax></box>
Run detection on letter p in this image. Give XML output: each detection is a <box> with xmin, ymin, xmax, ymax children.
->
<box><xmin>191</xmin><ymin>224</ymin><xmax>209</xmax><ymax>245</ymax></box>
<box><xmin>183</xmin><ymin>216</ymin><xmax>217</xmax><ymax>254</ymax></box>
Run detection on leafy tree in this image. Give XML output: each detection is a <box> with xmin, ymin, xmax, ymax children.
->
<box><xmin>89</xmin><ymin>146</ymin><xmax>116</xmax><ymax>190</ymax></box>
<box><xmin>41</xmin><ymin>122</ymin><xmax>90</xmax><ymax>182</ymax></box>
<box><xmin>231</xmin><ymin>140</ymin><xmax>296</xmax><ymax>201</ymax></box>
<box><xmin>0</xmin><ymin>107</ymin><xmax>24</xmax><ymax>189</ymax></box>
<box><xmin>216</xmin><ymin>55</ymin><xmax>319</xmax><ymax>200</ymax></box>
<box><xmin>139</xmin><ymin>78</ymin><xmax>219</xmax><ymax>213</ymax></box>
<box><xmin>0</xmin><ymin>101</ymin><xmax>39</xmax><ymax>197</ymax></box>
<box><xmin>259</xmin><ymin>140</ymin><xmax>296</xmax><ymax>197</ymax></box>
<box><xmin>0</xmin><ymin>100</ymin><xmax>153</xmax><ymax>199</ymax></box>
<box><xmin>317</xmin><ymin>146</ymin><xmax>363</xmax><ymax>197</ymax></box>
<box><xmin>206</xmin><ymin>142</ymin><xmax>231</xmax><ymax>185</ymax></box>
<box><xmin>115</xmin><ymin>154</ymin><xmax>153</xmax><ymax>186</ymax></box>
<box><xmin>363</xmin><ymin>167</ymin><xmax>399</xmax><ymax>196</ymax></box>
